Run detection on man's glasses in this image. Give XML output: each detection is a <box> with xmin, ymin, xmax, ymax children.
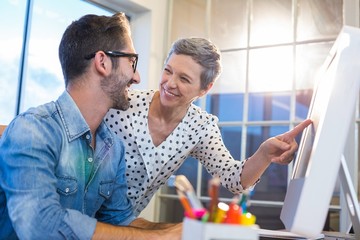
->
<box><xmin>85</xmin><ymin>50</ymin><xmax>138</xmax><ymax>73</ymax></box>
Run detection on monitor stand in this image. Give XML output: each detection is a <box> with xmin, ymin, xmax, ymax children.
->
<box><xmin>339</xmin><ymin>154</ymin><xmax>360</xmax><ymax>239</ymax></box>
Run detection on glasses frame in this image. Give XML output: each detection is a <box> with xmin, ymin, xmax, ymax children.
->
<box><xmin>85</xmin><ymin>50</ymin><xmax>138</xmax><ymax>73</ymax></box>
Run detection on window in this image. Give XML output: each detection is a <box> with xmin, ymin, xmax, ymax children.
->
<box><xmin>159</xmin><ymin>0</ymin><xmax>344</xmax><ymax>231</ymax></box>
<box><xmin>0</xmin><ymin>0</ymin><xmax>112</xmax><ymax>124</ymax></box>
<box><xmin>0</xmin><ymin>0</ymin><xmax>27</xmax><ymax>124</ymax></box>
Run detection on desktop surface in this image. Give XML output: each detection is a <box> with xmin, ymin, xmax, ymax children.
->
<box><xmin>258</xmin><ymin>229</ymin><xmax>355</xmax><ymax>240</ymax></box>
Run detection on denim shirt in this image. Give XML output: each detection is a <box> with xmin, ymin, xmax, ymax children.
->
<box><xmin>0</xmin><ymin>91</ymin><xmax>136</xmax><ymax>240</ymax></box>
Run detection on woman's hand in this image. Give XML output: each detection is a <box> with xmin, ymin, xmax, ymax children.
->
<box><xmin>241</xmin><ymin>119</ymin><xmax>312</xmax><ymax>189</ymax></box>
<box><xmin>264</xmin><ymin>119</ymin><xmax>313</xmax><ymax>164</ymax></box>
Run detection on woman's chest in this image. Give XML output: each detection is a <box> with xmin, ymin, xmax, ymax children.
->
<box><xmin>147</xmin><ymin>117</ymin><xmax>180</xmax><ymax>147</ymax></box>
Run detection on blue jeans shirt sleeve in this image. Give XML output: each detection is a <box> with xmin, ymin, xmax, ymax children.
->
<box><xmin>0</xmin><ymin>114</ymin><xmax>97</xmax><ymax>240</ymax></box>
<box><xmin>0</xmin><ymin>91</ymin><xmax>135</xmax><ymax>239</ymax></box>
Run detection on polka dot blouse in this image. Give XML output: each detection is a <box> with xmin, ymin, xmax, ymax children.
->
<box><xmin>105</xmin><ymin>89</ymin><xmax>248</xmax><ymax>216</ymax></box>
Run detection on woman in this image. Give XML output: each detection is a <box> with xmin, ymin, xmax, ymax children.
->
<box><xmin>105</xmin><ymin>38</ymin><xmax>311</xmax><ymax>216</ymax></box>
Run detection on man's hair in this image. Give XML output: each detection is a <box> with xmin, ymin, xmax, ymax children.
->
<box><xmin>59</xmin><ymin>12</ymin><xmax>131</xmax><ymax>86</ymax></box>
<box><xmin>164</xmin><ymin>38</ymin><xmax>222</xmax><ymax>90</ymax></box>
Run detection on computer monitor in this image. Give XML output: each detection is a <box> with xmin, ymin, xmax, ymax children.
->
<box><xmin>280</xmin><ymin>25</ymin><xmax>360</xmax><ymax>239</ymax></box>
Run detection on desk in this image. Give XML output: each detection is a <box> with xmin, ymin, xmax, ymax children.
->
<box><xmin>182</xmin><ymin>218</ymin><xmax>356</xmax><ymax>240</ymax></box>
<box><xmin>322</xmin><ymin>231</ymin><xmax>355</xmax><ymax>240</ymax></box>
<box><xmin>258</xmin><ymin>229</ymin><xmax>355</xmax><ymax>240</ymax></box>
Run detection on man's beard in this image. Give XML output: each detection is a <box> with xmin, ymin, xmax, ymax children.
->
<box><xmin>101</xmin><ymin>72</ymin><xmax>131</xmax><ymax>111</ymax></box>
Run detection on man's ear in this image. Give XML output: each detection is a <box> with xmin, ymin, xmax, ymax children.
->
<box><xmin>94</xmin><ymin>51</ymin><xmax>110</xmax><ymax>76</ymax></box>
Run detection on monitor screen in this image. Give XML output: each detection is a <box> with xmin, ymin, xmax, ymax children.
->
<box><xmin>280</xmin><ymin>25</ymin><xmax>360</xmax><ymax>239</ymax></box>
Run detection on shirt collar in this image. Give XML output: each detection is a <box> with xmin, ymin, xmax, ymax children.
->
<box><xmin>56</xmin><ymin>91</ymin><xmax>90</xmax><ymax>142</ymax></box>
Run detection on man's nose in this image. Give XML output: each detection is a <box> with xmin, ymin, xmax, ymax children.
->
<box><xmin>132</xmin><ymin>70</ymin><xmax>141</xmax><ymax>84</ymax></box>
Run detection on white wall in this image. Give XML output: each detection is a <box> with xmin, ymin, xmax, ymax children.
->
<box><xmin>89</xmin><ymin>0</ymin><xmax>169</xmax><ymax>91</ymax></box>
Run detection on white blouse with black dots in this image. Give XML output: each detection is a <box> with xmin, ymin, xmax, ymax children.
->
<box><xmin>105</xmin><ymin>89</ymin><xmax>250</xmax><ymax>216</ymax></box>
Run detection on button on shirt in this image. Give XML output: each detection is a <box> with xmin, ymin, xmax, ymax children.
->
<box><xmin>0</xmin><ymin>91</ymin><xmax>135</xmax><ymax>240</ymax></box>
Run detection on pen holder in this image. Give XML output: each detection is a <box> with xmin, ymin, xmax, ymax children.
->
<box><xmin>182</xmin><ymin>217</ymin><xmax>259</xmax><ymax>240</ymax></box>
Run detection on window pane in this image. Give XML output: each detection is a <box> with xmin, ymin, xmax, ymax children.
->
<box><xmin>248</xmin><ymin>46</ymin><xmax>293</xmax><ymax>93</ymax></box>
<box><xmin>246</xmin><ymin>125</ymin><xmax>289</xmax><ymax>200</ymax></box>
<box><xmin>220</xmin><ymin>126</ymin><xmax>242</xmax><ymax>160</ymax></box>
<box><xmin>295</xmin><ymin>89</ymin><xmax>312</xmax><ymax>120</ymax></box>
<box><xmin>295</xmin><ymin>42</ymin><xmax>333</xmax><ymax>120</ymax></box>
<box><xmin>297</xmin><ymin>0</ymin><xmax>343</xmax><ymax>41</ymax></box>
<box><xmin>248</xmin><ymin>92</ymin><xmax>291</xmax><ymax>121</ymax></box>
<box><xmin>250</xmin><ymin>0</ymin><xmax>292</xmax><ymax>46</ymax></box>
<box><xmin>0</xmin><ymin>0</ymin><xmax>27</xmax><ymax>124</ymax></box>
<box><xmin>206</xmin><ymin>93</ymin><xmax>244</xmax><ymax>121</ymax></box>
<box><xmin>211</xmin><ymin>50</ymin><xmax>247</xmax><ymax>94</ymax></box>
<box><xmin>296</xmin><ymin>42</ymin><xmax>334</xmax><ymax>90</ymax></box>
<box><xmin>210</xmin><ymin>0</ymin><xmax>248</xmax><ymax>49</ymax></box>
<box><xmin>20</xmin><ymin>0</ymin><xmax>112</xmax><ymax>112</ymax></box>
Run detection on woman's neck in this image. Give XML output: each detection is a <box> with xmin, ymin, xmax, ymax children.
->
<box><xmin>147</xmin><ymin>91</ymin><xmax>189</xmax><ymax>146</ymax></box>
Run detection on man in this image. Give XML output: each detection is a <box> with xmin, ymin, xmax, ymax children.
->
<box><xmin>0</xmin><ymin>13</ymin><xmax>181</xmax><ymax>240</ymax></box>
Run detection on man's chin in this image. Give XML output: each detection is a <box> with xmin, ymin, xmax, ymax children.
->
<box><xmin>113</xmin><ymin>101</ymin><xmax>130</xmax><ymax>111</ymax></box>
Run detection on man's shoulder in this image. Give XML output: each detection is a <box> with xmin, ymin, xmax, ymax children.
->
<box><xmin>2</xmin><ymin>101</ymin><xmax>63</xmax><ymax>150</ymax></box>
<box><xmin>24</xmin><ymin>101</ymin><xmax>57</xmax><ymax>117</ymax></box>
<box><xmin>13</xmin><ymin>101</ymin><xmax>58</xmax><ymax>127</ymax></box>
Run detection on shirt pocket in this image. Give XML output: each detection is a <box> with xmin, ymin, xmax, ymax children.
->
<box><xmin>99</xmin><ymin>180</ymin><xmax>114</xmax><ymax>200</ymax></box>
<box><xmin>57</xmin><ymin>177</ymin><xmax>78</xmax><ymax>196</ymax></box>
